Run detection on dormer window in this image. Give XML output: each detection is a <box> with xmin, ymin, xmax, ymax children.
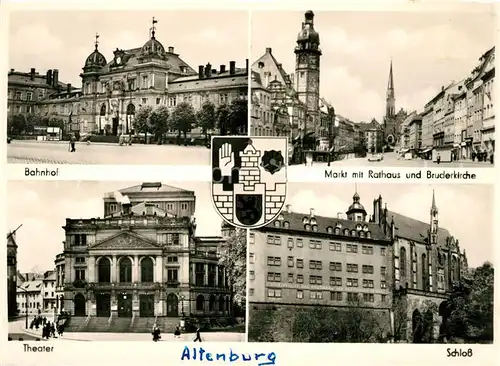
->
<box><xmin>356</xmin><ymin>224</ymin><xmax>362</xmax><ymax>231</ymax></box>
<box><xmin>326</xmin><ymin>226</ymin><xmax>333</xmax><ymax>233</ymax></box>
<box><xmin>351</xmin><ymin>230</ymin><xmax>356</xmax><ymax>236</ymax></box>
<box><xmin>343</xmin><ymin>229</ymin><xmax>349</xmax><ymax>235</ymax></box>
<box><xmin>359</xmin><ymin>231</ymin><xmax>365</xmax><ymax>238</ymax></box>
<box><xmin>336</xmin><ymin>222</ymin><xmax>342</xmax><ymax>229</ymax></box>
<box><xmin>363</xmin><ymin>225</ymin><xmax>369</xmax><ymax>231</ymax></box>
<box><xmin>302</xmin><ymin>217</ymin><xmax>309</xmax><ymax>224</ymax></box>
<box><xmin>310</xmin><ymin>218</ymin><xmax>317</xmax><ymax>225</ymax></box>
<box><xmin>304</xmin><ymin>224</ymin><xmax>311</xmax><ymax>231</ymax></box>
<box><xmin>278</xmin><ymin>214</ymin><xmax>284</xmax><ymax>221</ymax></box>
<box><xmin>366</xmin><ymin>231</ymin><xmax>371</xmax><ymax>239</ymax></box>
<box><xmin>334</xmin><ymin>228</ymin><xmax>340</xmax><ymax>235</ymax></box>
<box><xmin>274</xmin><ymin>221</ymin><xmax>280</xmax><ymax>228</ymax></box>
<box><xmin>284</xmin><ymin>221</ymin><xmax>290</xmax><ymax>229</ymax></box>
<box><xmin>312</xmin><ymin>225</ymin><xmax>318</xmax><ymax>232</ymax></box>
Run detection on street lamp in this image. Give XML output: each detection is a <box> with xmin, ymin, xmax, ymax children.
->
<box><xmin>16</xmin><ymin>285</ymin><xmax>29</xmax><ymax>329</ymax></box>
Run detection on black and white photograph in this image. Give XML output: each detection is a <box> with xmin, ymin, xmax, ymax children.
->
<box><xmin>7</xmin><ymin>11</ymin><xmax>249</xmax><ymax>165</ymax></box>
<box><xmin>250</xmin><ymin>7</ymin><xmax>495</xmax><ymax>167</ymax></box>
<box><xmin>248</xmin><ymin>183</ymin><xmax>494</xmax><ymax>343</ymax></box>
<box><xmin>7</xmin><ymin>181</ymin><xmax>246</xmax><ymax>341</ymax></box>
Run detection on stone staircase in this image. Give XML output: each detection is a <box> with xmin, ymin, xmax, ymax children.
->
<box><xmin>160</xmin><ymin>317</ymin><xmax>181</xmax><ymax>333</ymax></box>
<box><xmin>65</xmin><ymin>316</ymin><xmax>181</xmax><ymax>333</ymax></box>
<box><xmin>64</xmin><ymin>316</ymin><xmax>88</xmax><ymax>332</ymax></box>
<box><xmin>131</xmin><ymin>317</ymin><xmax>157</xmax><ymax>333</ymax></box>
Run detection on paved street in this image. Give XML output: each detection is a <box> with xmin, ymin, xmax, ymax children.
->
<box><xmin>7</xmin><ymin>140</ymin><xmax>211</xmax><ymax>165</ymax></box>
<box><xmin>9</xmin><ymin>319</ymin><xmax>244</xmax><ymax>342</ymax></box>
<box><xmin>296</xmin><ymin>152</ymin><xmax>494</xmax><ymax>168</ymax></box>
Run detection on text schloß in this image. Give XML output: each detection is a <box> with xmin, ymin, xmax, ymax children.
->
<box><xmin>447</xmin><ymin>348</ymin><xmax>473</xmax><ymax>357</ymax></box>
<box><xmin>181</xmin><ymin>346</ymin><xmax>276</xmax><ymax>366</ymax></box>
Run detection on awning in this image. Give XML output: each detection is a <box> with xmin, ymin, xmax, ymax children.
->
<box><xmin>421</xmin><ymin>147</ymin><xmax>433</xmax><ymax>153</ymax></box>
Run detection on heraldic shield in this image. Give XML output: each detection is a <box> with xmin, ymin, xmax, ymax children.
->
<box><xmin>211</xmin><ymin>136</ymin><xmax>288</xmax><ymax>229</ymax></box>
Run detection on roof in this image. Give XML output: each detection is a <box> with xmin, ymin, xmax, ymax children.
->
<box><xmin>118</xmin><ymin>182</ymin><xmax>192</xmax><ymax>195</ymax></box>
<box><xmin>18</xmin><ymin>280</ymin><xmax>43</xmax><ymax>292</ymax></box>
<box><xmin>43</xmin><ymin>271</ymin><xmax>56</xmax><ymax>281</ymax></box>
<box><xmin>388</xmin><ymin>210</ymin><xmax>451</xmax><ymax>247</ymax></box>
<box><xmin>260</xmin><ymin>211</ymin><xmax>390</xmax><ymax>242</ymax></box>
<box><xmin>169</xmin><ymin>70</ymin><xmax>247</xmax><ymax>93</ymax></box>
<box><xmin>108</xmin><ymin>202</ymin><xmax>176</xmax><ymax>218</ymax></box>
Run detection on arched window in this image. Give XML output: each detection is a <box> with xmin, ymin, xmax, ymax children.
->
<box><xmin>196</xmin><ymin>295</ymin><xmax>205</xmax><ymax>311</ymax></box>
<box><xmin>98</xmin><ymin>257</ymin><xmax>111</xmax><ymax>283</ymax></box>
<box><xmin>119</xmin><ymin>257</ymin><xmax>132</xmax><ymax>283</ymax></box>
<box><xmin>400</xmin><ymin>247</ymin><xmax>407</xmax><ymax>279</ymax></box>
<box><xmin>421</xmin><ymin>253</ymin><xmax>428</xmax><ymax>291</ymax></box>
<box><xmin>126</xmin><ymin>103</ymin><xmax>135</xmax><ymax>115</ymax></box>
<box><xmin>451</xmin><ymin>256</ymin><xmax>457</xmax><ymax>283</ymax></box>
<box><xmin>219</xmin><ymin>295</ymin><xmax>224</xmax><ymax>311</ymax></box>
<box><xmin>209</xmin><ymin>295</ymin><xmax>216</xmax><ymax>311</ymax></box>
<box><xmin>141</xmin><ymin>257</ymin><xmax>154</xmax><ymax>282</ymax></box>
<box><xmin>100</xmin><ymin>104</ymin><xmax>106</xmax><ymax>116</ymax></box>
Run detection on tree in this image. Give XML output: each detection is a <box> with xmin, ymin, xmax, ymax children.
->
<box><xmin>149</xmin><ymin>105</ymin><xmax>169</xmax><ymax>142</ymax></box>
<box><xmin>445</xmin><ymin>262</ymin><xmax>494</xmax><ymax>343</ymax></box>
<box><xmin>218</xmin><ymin>228</ymin><xmax>246</xmax><ymax>313</ymax></box>
<box><xmin>169</xmin><ymin>102</ymin><xmax>197</xmax><ymax>143</ymax></box>
<box><xmin>228</xmin><ymin>98</ymin><xmax>248</xmax><ymax>135</ymax></box>
<box><xmin>196</xmin><ymin>101</ymin><xmax>217</xmax><ymax>139</ymax></box>
<box><xmin>216</xmin><ymin>104</ymin><xmax>230</xmax><ymax>136</ymax></box>
<box><xmin>133</xmin><ymin>106</ymin><xmax>153</xmax><ymax>140</ymax></box>
<box><xmin>7</xmin><ymin>114</ymin><xmax>27</xmax><ymax>135</ymax></box>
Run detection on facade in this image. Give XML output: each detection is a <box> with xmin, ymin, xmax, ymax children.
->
<box><xmin>359</xmin><ymin>119</ymin><xmax>383</xmax><ymax>154</ymax></box>
<box><xmin>17</xmin><ymin>280</ymin><xmax>44</xmax><ymax>315</ymax></box>
<box><xmin>57</xmin><ymin>182</ymin><xmax>231</xmax><ymax>321</ymax></box>
<box><xmin>453</xmin><ymin>87</ymin><xmax>468</xmax><ymax>159</ymax></box>
<box><xmin>249</xmin><ymin>190</ymin><xmax>467</xmax><ymax>343</ymax></box>
<box><xmin>8</xmin><ymin>22</ymin><xmax>248</xmax><ymax>137</ymax></box>
<box><xmin>55</xmin><ymin>253</ymin><xmax>65</xmax><ymax>312</ymax></box>
<box><xmin>7</xmin><ymin>231</ymin><xmax>18</xmax><ymax>317</ymax></box>
<box><xmin>42</xmin><ymin>270</ymin><xmax>57</xmax><ymax>311</ymax></box>
<box><xmin>480</xmin><ymin>51</ymin><xmax>495</xmax><ymax>154</ymax></box>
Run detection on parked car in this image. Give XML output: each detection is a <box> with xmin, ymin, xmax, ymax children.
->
<box><xmin>368</xmin><ymin>153</ymin><xmax>384</xmax><ymax>162</ymax></box>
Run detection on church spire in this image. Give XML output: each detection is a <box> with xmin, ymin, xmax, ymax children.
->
<box><xmin>385</xmin><ymin>59</ymin><xmax>395</xmax><ymax>119</ymax></box>
<box><xmin>387</xmin><ymin>60</ymin><xmax>394</xmax><ymax>91</ymax></box>
<box><xmin>431</xmin><ymin>189</ymin><xmax>438</xmax><ymax>214</ymax></box>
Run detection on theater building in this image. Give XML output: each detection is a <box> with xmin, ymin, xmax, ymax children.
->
<box><xmin>249</xmin><ymin>190</ymin><xmax>468</xmax><ymax>342</ymax></box>
<box><xmin>57</xmin><ymin>182</ymin><xmax>231</xmax><ymax>324</ymax></box>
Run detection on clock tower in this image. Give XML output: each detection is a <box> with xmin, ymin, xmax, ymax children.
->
<box><xmin>294</xmin><ymin>10</ymin><xmax>321</xmax><ymax>139</ymax></box>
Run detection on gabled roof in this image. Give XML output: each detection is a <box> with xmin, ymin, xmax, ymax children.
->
<box><xmin>89</xmin><ymin>231</ymin><xmax>161</xmax><ymax>251</ymax></box>
<box><xmin>18</xmin><ymin>280</ymin><xmax>43</xmax><ymax>292</ymax></box>
<box><xmin>119</xmin><ymin>182</ymin><xmax>192</xmax><ymax>195</ymax></box>
<box><xmin>388</xmin><ymin>210</ymin><xmax>451</xmax><ymax>247</ymax></box>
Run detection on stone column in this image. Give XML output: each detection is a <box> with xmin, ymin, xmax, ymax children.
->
<box><xmin>111</xmin><ymin>255</ymin><xmax>117</xmax><ymax>283</ymax></box>
<box><xmin>215</xmin><ymin>265</ymin><xmax>219</xmax><ymax>287</ymax></box>
<box><xmin>88</xmin><ymin>256</ymin><xmax>96</xmax><ymax>283</ymax></box>
<box><xmin>191</xmin><ymin>263</ymin><xmax>195</xmax><ymax>285</ymax></box>
<box><xmin>155</xmin><ymin>256</ymin><xmax>163</xmax><ymax>283</ymax></box>
<box><xmin>204</xmin><ymin>264</ymin><xmax>209</xmax><ymax>286</ymax></box>
<box><xmin>133</xmin><ymin>256</ymin><xmax>139</xmax><ymax>283</ymax></box>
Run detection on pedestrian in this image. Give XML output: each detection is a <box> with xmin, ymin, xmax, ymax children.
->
<box><xmin>70</xmin><ymin>134</ymin><xmax>76</xmax><ymax>152</ymax></box>
<box><xmin>174</xmin><ymin>326</ymin><xmax>181</xmax><ymax>339</ymax></box>
<box><xmin>436</xmin><ymin>153</ymin><xmax>441</xmax><ymax>164</ymax></box>
<box><xmin>50</xmin><ymin>322</ymin><xmax>56</xmax><ymax>338</ymax></box>
<box><xmin>193</xmin><ymin>327</ymin><xmax>202</xmax><ymax>342</ymax></box>
<box><xmin>152</xmin><ymin>324</ymin><xmax>161</xmax><ymax>342</ymax></box>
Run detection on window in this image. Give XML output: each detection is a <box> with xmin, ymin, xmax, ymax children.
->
<box><xmin>329</xmin><ymin>277</ymin><xmax>342</xmax><ymax>286</ymax></box>
<box><xmin>26</xmin><ymin>92</ymin><xmax>33</xmax><ymax>101</ymax></box>
<box><xmin>249</xmin><ymin>253</ymin><xmax>255</xmax><ymax>264</ymax></box>
<box><xmin>380</xmin><ymin>247</ymin><xmax>387</xmax><ymax>256</ymax></box>
<box><xmin>267</xmin><ymin>235</ymin><xmax>281</xmax><ymax>245</ymax></box>
<box><xmin>287</xmin><ymin>238</ymin><xmax>294</xmax><ymax>249</ymax></box>
<box><xmin>180</xmin><ymin>203</ymin><xmax>188</xmax><ymax>210</ymax></box>
<box><xmin>267</xmin><ymin>256</ymin><xmax>281</xmax><ymax>266</ymax></box>
<box><xmin>119</xmin><ymin>258</ymin><xmax>132</xmax><ymax>282</ymax></box>
<box><xmin>330</xmin><ymin>291</ymin><xmax>342</xmax><ymax>301</ymax></box>
<box><xmin>249</xmin><ymin>233</ymin><xmax>255</xmax><ymax>245</ymax></box>
<box><xmin>267</xmin><ymin>288</ymin><xmax>282</xmax><ymax>298</ymax></box>
<box><xmin>267</xmin><ymin>272</ymin><xmax>281</xmax><ymax>282</ymax></box>
<box><xmin>381</xmin><ymin>294</ymin><xmax>387</xmax><ymax>302</ymax></box>
<box><xmin>167</xmin><ymin>269</ymin><xmax>178</xmax><ymax>282</ymax></box>
<box><xmin>164</xmin><ymin>233</ymin><xmax>180</xmax><ymax>246</ymax></box>
<box><xmin>75</xmin><ymin>269</ymin><xmax>85</xmax><ymax>281</ymax></box>
<box><xmin>362</xmin><ymin>265</ymin><xmax>374</xmax><ymax>274</ymax></box>
<box><xmin>287</xmin><ymin>256</ymin><xmax>294</xmax><ymax>267</ymax></box>
<box><xmin>249</xmin><ymin>288</ymin><xmax>254</xmax><ymax>296</ymax></box>
<box><xmin>296</xmin><ymin>238</ymin><xmax>303</xmax><ymax>248</ymax></box>
<box><xmin>329</xmin><ymin>262</ymin><xmax>342</xmax><ymax>271</ymax></box>
<box><xmin>363</xmin><ymin>293</ymin><xmax>375</xmax><ymax>302</ymax></box>
<box><xmin>168</xmin><ymin>96</ymin><xmax>177</xmax><ymax>107</ymax></box>
<box><xmin>296</xmin><ymin>259</ymin><xmax>304</xmax><ymax>268</ymax></box>
<box><xmin>310</xmin><ymin>290</ymin><xmax>323</xmax><ymax>300</ymax></box>
<box><xmin>296</xmin><ymin>290</ymin><xmax>303</xmax><ymax>299</ymax></box>
<box><xmin>141</xmin><ymin>75</ymin><xmax>148</xmax><ymax>88</ymax></box>
<box><xmin>362</xmin><ymin>279</ymin><xmax>374</xmax><ymax>288</ymax></box>
<box><xmin>141</xmin><ymin>257</ymin><xmax>154</xmax><ymax>282</ymax></box>
<box><xmin>156</xmin><ymin>98</ymin><xmax>161</xmax><ymax>105</ymax></box>
<box><xmin>381</xmin><ymin>266</ymin><xmax>387</xmax><ymax>276</ymax></box>
<box><xmin>309</xmin><ymin>260</ymin><xmax>322</xmax><ymax>270</ymax></box>
<box><xmin>167</xmin><ymin>256</ymin><xmax>178</xmax><ymax>263</ymax></box>
<box><xmin>73</xmin><ymin>234</ymin><xmax>87</xmax><ymax>247</ymax></box>
<box><xmin>249</xmin><ymin>271</ymin><xmax>255</xmax><ymax>280</ymax></box>
<box><xmin>288</xmin><ymin>273</ymin><xmax>294</xmax><ymax>283</ymax></box>
<box><xmin>329</xmin><ymin>242</ymin><xmax>341</xmax><ymax>251</ymax></box>
<box><xmin>296</xmin><ymin>274</ymin><xmax>304</xmax><ymax>284</ymax></box>
<box><xmin>346</xmin><ymin>244</ymin><xmax>358</xmax><ymax>253</ymax></box>
<box><xmin>346</xmin><ymin>278</ymin><xmax>358</xmax><ymax>287</ymax></box>
<box><xmin>362</xmin><ymin>246</ymin><xmax>374</xmax><ymax>255</ymax></box>
<box><xmin>347</xmin><ymin>293</ymin><xmax>358</xmax><ymax>302</ymax></box>
<box><xmin>437</xmin><ymin>268</ymin><xmax>445</xmax><ymax>291</ymax></box>
<box><xmin>75</xmin><ymin>257</ymin><xmax>85</xmax><ymax>264</ymax></box>
<box><xmin>309</xmin><ymin>275</ymin><xmax>322</xmax><ymax>285</ymax></box>
<box><xmin>141</xmin><ymin>98</ymin><xmax>147</xmax><ymax>105</ymax></box>
<box><xmin>346</xmin><ymin>264</ymin><xmax>358</xmax><ymax>273</ymax></box>
<box><xmin>15</xmin><ymin>91</ymin><xmax>22</xmax><ymax>100</ymax></box>
<box><xmin>110</xmin><ymin>204</ymin><xmax>117</xmax><ymax>213</ymax></box>
<box><xmin>309</xmin><ymin>240</ymin><xmax>322</xmax><ymax>250</ymax></box>
<box><xmin>381</xmin><ymin>281</ymin><xmax>387</xmax><ymax>289</ymax></box>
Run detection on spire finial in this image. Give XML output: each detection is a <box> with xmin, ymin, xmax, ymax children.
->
<box><xmin>94</xmin><ymin>33</ymin><xmax>100</xmax><ymax>50</ymax></box>
<box><xmin>151</xmin><ymin>17</ymin><xmax>158</xmax><ymax>39</ymax></box>
<box><xmin>432</xmin><ymin>189</ymin><xmax>436</xmax><ymax>209</ymax></box>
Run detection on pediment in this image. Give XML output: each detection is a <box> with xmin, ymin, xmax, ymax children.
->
<box><xmin>89</xmin><ymin>231</ymin><xmax>160</xmax><ymax>251</ymax></box>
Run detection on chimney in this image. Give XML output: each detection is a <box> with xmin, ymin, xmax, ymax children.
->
<box><xmin>52</xmin><ymin>69</ymin><xmax>59</xmax><ymax>87</ymax></box>
<box><xmin>383</xmin><ymin>203</ymin><xmax>388</xmax><ymax>234</ymax></box>
<box><xmin>220</xmin><ymin>64</ymin><xmax>226</xmax><ymax>74</ymax></box>
<box><xmin>205</xmin><ymin>63</ymin><xmax>212</xmax><ymax>78</ymax></box>
<box><xmin>198</xmin><ymin>65</ymin><xmax>204</xmax><ymax>79</ymax></box>
<box><xmin>10</xmin><ymin>68</ymin><xmax>14</xmax><ymax>73</ymax></box>
<box><xmin>373</xmin><ymin>199</ymin><xmax>379</xmax><ymax>224</ymax></box>
<box><xmin>265</xmin><ymin>47</ymin><xmax>272</xmax><ymax>54</ymax></box>
<box><xmin>211</xmin><ymin>69</ymin><xmax>217</xmax><ymax>74</ymax></box>
<box><xmin>286</xmin><ymin>204</ymin><xmax>291</xmax><ymax>213</ymax></box>
<box><xmin>46</xmin><ymin>69</ymin><xmax>53</xmax><ymax>85</ymax></box>
<box><xmin>67</xmin><ymin>83</ymin><xmax>71</xmax><ymax>93</ymax></box>
<box><xmin>229</xmin><ymin>61</ymin><xmax>236</xmax><ymax>75</ymax></box>
<box><xmin>30</xmin><ymin>68</ymin><xmax>35</xmax><ymax>80</ymax></box>
<box><xmin>246</xmin><ymin>58</ymin><xmax>249</xmax><ymax>73</ymax></box>
<box><xmin>310</xmin><ymin>208</ymin><xmax>315</xmax><ymax>217</ymax></box>
<box><xmin>168</xmin><ymin>46</ymin><xmax>174</xmax><ymax>53</ymax></box>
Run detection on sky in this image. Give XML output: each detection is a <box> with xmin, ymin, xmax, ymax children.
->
<box><xmin>8</xmin><ymin>10</ymin><xmax>249</xmax><ymax>87</ymax></box>
<box><xmin>286</xmin><ymin>183</ymin><xmax>493</xmax><ymax>268</ymax></box>
<box><xmin>251</xmin><ymin>6</ymin><xmax>495</xmax><ymax>122</ymax></box>
<box><xmin>7</xmin><ymin>181</ymin><xmax>224</xmax><ymax>273</ymax></box>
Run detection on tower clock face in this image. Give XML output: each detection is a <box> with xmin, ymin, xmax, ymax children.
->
<box><xmin>299</xmin><ymin>54</ymin><xmax>306</xmax><ymax>63</ymax></box>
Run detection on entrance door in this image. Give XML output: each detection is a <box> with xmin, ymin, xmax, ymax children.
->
<box><xmin>112</xmin><ymin>117</ymin><xmax>119</xmax><ymax>136</ymax></box>
<box><xmin>166</xmin><ymin>293</ymin><xmax>178</xmax><ymax>317</ymax></box>
<box><xmin>96</xmin><ymin>293</ymin><xmax>111</xmax><ymax>317</ymax></box>
<box><xmin>139</xmin><ymin>295</ymin><xmax>155</xmax><ymax>317</ymax></box>
<box><xmin>74</xmin><ymin>293</ymin><xmax>86</xmax><ymax>316</ymax></box>
<box><xmin>118</xmin><ymin>293</ymin><xmax>132</xmax><ymax>317</ymax></box>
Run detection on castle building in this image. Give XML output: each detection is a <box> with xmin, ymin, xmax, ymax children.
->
<box><xmin>8</xmin><ymin>19</ymin><xmax>248</xmax><ymax>137</ymax></box>
<box><xmin>56</xmin><ymin>182</ymin><xmax>232</xmax><ymax>328</ymax></box>
<box><xmin>249</xmin><ymin>190</ymin><xmax>468</xmax><ymax>343</ymax></box>
<box><xmin>7</xmin><ymin>231</ymin><xmax>18</xmax><ymax>317</ymax></box>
